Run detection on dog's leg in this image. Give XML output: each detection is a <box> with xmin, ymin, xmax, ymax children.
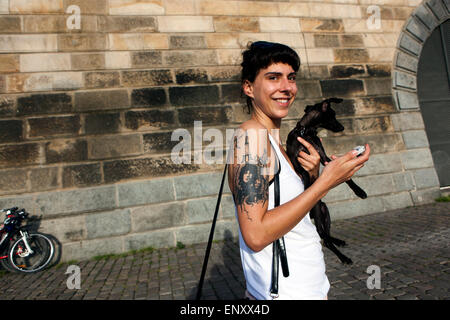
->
<box><xmin>318</xmin><ymin>202</ymin><xmax>353</xmax><ymax>264</ymax></box>
<box><xmin>345</xmin><ymin>179</ymin><xmax>367</xmax><ymax>199</ymax></box>
<box><xmin>319</xmin><ymin>201</ymin><xmax>347</xmax><ymax>247</ymax></box>
<box><xmin>323</xmin><ymin>239</ymin><xmax>353</xmax><ymax>265</ymax></box>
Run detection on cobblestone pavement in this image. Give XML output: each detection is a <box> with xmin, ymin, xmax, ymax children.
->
<box><xmin>0</xmin><ymin>202</ymin><xmax>448</xmax><ymax>300</ymax></box>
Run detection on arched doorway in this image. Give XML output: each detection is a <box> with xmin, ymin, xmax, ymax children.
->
<box><xmin>417</xmin><ymin>19</ymin><xmax>450</xmax><ymax>188</ymax></box>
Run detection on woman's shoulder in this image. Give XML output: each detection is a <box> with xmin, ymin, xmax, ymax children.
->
<box><xmin>239</xmin><ymin>119</ymin><xmax>267</xmax><ymax>132</ymax></box>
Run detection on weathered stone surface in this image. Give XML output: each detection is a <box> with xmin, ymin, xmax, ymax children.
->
<box><xmin>9</xmin><ymin>0</ymin><xmax>63</xmax><ymax>13</ymax></box>
<box><xmin>412</xmin><ymin>167</ymin><xmax>440</xmax><ymax>189</ymax></box>
<box><xmin>30</xmin><ymin>166</ymin><xmax>59</xmax><ymax>191</ymax></box>
<box><xmin>8</xmin><ymin>71</ymin><xmax>83</xmax><ymax>92</ymax></box>
<box><xmin>340</xmin><ymin>34</ymin><xmax>363</xmax><ymax>47</ymax></box>
<box><xmin>125</xmin><ymin>110</ymin><xmax>175</xmax><ymax>130</ymax></box>
<box><xmin>0</xmin><ymin>143</ymin><xmax>40</xmax><ymax>167</ymax></box>
<box><xmin>58</xmin><ymin>34</ymin><xmax>107</xmax><ymax>52</ymax></box>
<box><xmin>0</xmin><ymin>95</ymin><xmax>15</xmax><ymax>117</ymax></box>
<box><xmin>330</xmin><ymin>65</ymin><xmax>365</xmax><ymax>78</ymax></box>
<box><xmin>410</xmin><ymin>187</ymin><xmax>441</xmax><ymax>205</ymax></box>
<box><xmin>61</xmin><ymin>237</ymin><xmax>123</xmax><ymax>262</ymax></box>
<box><xmin>88</xmin><ymin>134</ymin><xmax>141</xmax><ymax>160</ymax></box>
<box><xmin>121</xmin><ymin>70</ymin><xmax>173</xmax><ymax>86</ymax></box>
<box><xmin>143</xmin><ymin>131</ymin><xmax>178</xmax><ymax>153</ymax></box>
<box><xmin>71</xmin><ymin>53</ymin><xmax>105</xmax><ymax>70</ymax></box>
<box><xmin>390</xmin><ymin>112</ymin><xmax>425</xmax><ymax>131</ymax></box>
<box><xmin>366</xmin><ymin>64</ymin><xmax>391</xmax><ymax>77</ymax></box>
<box><xmin>334</xmin><ymin>49</ymin><xmax>369</xmax><ymax>63</ymax></box>
<box><xmin>86</xmin><ymin>209</ymin><xmax>131</xmax><ymax>239</ymax></box>
<box><xmin>117</xmin><ymin>177</ymin><xmax>175</xmax><ymax>207</ymax></box>
<box><xmin>395</xmin><ymin>90</ymin><xmax>419</xmax><ymax>110</ymax></box>
<box><xmin>63</xmin><ymin>0</ymin><xmax>108</xmax><ymax>14</ymax></box>
<box><xmin>0</xmin><ymin>16</ymin><xmax>21</xmax><ymax>33</ymax></box>
<box><xmin>84</xmin><ymin>71</ymin><xmax>120</xmax><ymax>89</ymax></box>
<box><xmin>175</xmin><ymin>69</ymin><xmax>208</xmax><ymax>85</ymax></box>
<box><xmin>0</xmin><ymin>34</ymin><xmax>57</xmax><ymax>53</ymax></box>
<box><xmin>320</xmin><ymin>79</ymin><xmax>364</xmax><ymax>97</ymax></box>
<box><xmin>186</xmin><ymin>197</ymin><xmax>217</xmax><ymax>224</ymax></box>
<box><xmin>0</xmin><ymin>119</ymin><xmax>22</xmax><ymax>143</ymax></box>
<box><xmin>98</xmin><ymin>16</ymin><xmax>156</xmax><ymax>32</ymax></box>
<box><xmin>221</xmin><ymin>83</ymin><xmax>243</xmax><ymax>103</ymax></box>
<box><xmin>213</xmin><ymin>16</ymin><xmax>259</xmax><ymax>32</ymax></box>
<box><xmin>131</xmin><ymin>51</ymin><xmax>162</xmax><ymax>68</ymax></box>
<box><xmin>365</xmin><ymin>78</ymin><xmax>392</xmax><ymax>95</ymax></box>
<box><xmin>131</xmin><ymin>87</ymin><xmax>167</xmax><ymax>107</ymax></box>
<box><xmin>0</xmin><ymin>54</ymin><xmax>19</xmax><ymax>73</ymax></box>
<box><xmin>163</xmin><ymin>50</ymin><xmax>217</xmax><ymax>67</ymax></box>
<box><xmin>169</xmin><ymin>35</ymin><xmax>205</xmax><ymax>49</ymax></box>
<box><xmin>354</xmin><ymin>153</ymin><xmax>403</xmax><ymax>177</ymax></box>
<box><xmin>104</xmin><ymin>157</ymin><xmax>199</xmax><ymax>183</ymax></box>
<box><xmin>130</xmin><ymin>202</ymin><xmax>185</xmax><ymax>232</ymax></box>
<box><xmin>28</xmin><ymin>116</ymin><xmax>81</xmax><ymax>138</ymax></box>
<box><xmin>63</xmin><ymin>163</ymin><xmax>102</xmax><ymax>188</ymax></box>
<box><xmin>74</xmin><ymin>90</ymin><xmax>129</xmax><ymax>111</ymax></box>
<box><xmin>300</xmin><ymin>18</ymin><xmax>344</xmax><ymax>32</ymax></box>
<box><xmin>314</xmin><ymin>34</ymin><xmax>339</xmax><ymax>47</ymax></box>
<box><xmin>124</xmin><ymin>230</ymin><xmax>175</xmax><ymax>252</ymax></box>
<box><xmin>0</xmin><ymin>168</ymin><xmax>27</xmax><ymax>194</ymax></box>
<box><xmin>169</xmin><ymin>85</ymin><xmax>219</xmax><ymax>106</ymax></box>
<box><xmin>402</xmin><ymin>130</ymin><xmax>430</xmax><ymax>149</ymax></box>
<box><xmin>40</xmin><ymin>215</ymin><xmax>86</xmax><ymax>243</ymax></box>
<box><xmin>34</xmin><ymin>185</ymin><xmax>116</xmax><ymax>216</ymax></box>
<box><xmin>17</xmin><ymin>93</ymin><xmax>72</xmax><ymax>116</ymax></box>
<box><xmin>177</xmin><ymin>106</ymin><xmax>232</xmax><ymax>126</ymax></box>
<box><xmin>322</xmin><ymin>133</ymin><xmax>404</xmax><ymax>155</ymax></box>
<box><xmin>84</xmin><ymin>112</ymin><xmax>121</xmax><ymax>135</ymax></box>
<box><xmin>158</xmin><ymin>15</ymin><xmax>213</xmax><ymax>32</ymax></box>
<box><xmin>401</xmin><ymin>149</ymin><xmax>434</xmax><ymax>170</ymax></box>
<box><xmin>23</xmin><ymin>15</ymin><xmax>96</xmax><ymax>33</ymax></box>
<box><xmin>109</xmin><ymin>0</ymin><xmax>164</xmax><ymax>15</ymax></box>
<box><xmin>45</xmin><ymin>139</ymin><xmax>87</xmax><ymax>164</ymax></box>
<box><xmin>173</xmin><ymin>172</ymin><xmax>225</xmax><ymax>200</ymax></box>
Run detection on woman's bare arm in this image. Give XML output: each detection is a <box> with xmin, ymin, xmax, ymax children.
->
<box><xmin>228</xmin><ymin>126</ymin><xmax>370</xmax><ymax>252</ymax></box>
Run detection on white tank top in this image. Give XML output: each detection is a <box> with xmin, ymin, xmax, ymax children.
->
<box><xmin>236</xmin><ymin>134</ymin><xmax>330</xmax><ymax>300</ymax></box>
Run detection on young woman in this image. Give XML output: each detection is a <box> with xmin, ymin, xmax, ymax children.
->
<box><xmin>227</xmin><ymin>41</ymin><xmax>370</xmax><ymax>300</ymax></box>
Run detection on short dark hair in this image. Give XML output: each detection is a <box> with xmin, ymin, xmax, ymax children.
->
<box><xmin>241</xmin><ymin>41</ymin><xmax>301</xmax><ymax>114</ymax></box>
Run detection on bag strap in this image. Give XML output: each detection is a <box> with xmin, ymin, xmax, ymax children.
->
<box><xmin>196</xmin><ymin>164</ymin><xmax>228</xmax><ymax>300</ymax></box>
<box><xmin>270</xmin><ymin>171</ymin><xmax>290</xmax><ymax>298</ymax></box>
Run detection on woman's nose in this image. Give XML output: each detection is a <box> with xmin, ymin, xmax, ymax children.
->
<box><xmin>279</xmin><ymin>77</ymin><xmax>295</xmax><ymax>93</ymax></box>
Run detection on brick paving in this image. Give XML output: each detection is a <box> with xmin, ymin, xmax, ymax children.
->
<box><xmin>0</xmin><ymin>202</ymin><xmax>448</xmax><ymax>300</ymax></box>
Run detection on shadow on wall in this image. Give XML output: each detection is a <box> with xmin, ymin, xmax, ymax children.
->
<box><xmin>187</xmin><ymin>229</ymin><xmax>245</xmax><ymax>300</ymax></box>
<box><xmin>21</xmin><ymin>216</ymin><xmax>62</xmax><ymax>269</ymax></box>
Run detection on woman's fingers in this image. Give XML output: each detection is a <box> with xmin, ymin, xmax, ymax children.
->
<box><xmin>297</xmin><ymin>137</ymin><xmax>320</xmax><ymax>158</ymax></box>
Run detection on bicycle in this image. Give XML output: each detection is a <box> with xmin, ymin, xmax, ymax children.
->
<box><xmin>0</xmin><ymin>207</ymin><xmax>54</xmax><ymax>273</ymax></box>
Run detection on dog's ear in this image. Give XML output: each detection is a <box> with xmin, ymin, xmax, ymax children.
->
<box><xmin>304</xmin><ymin>104</ymin><xmax>314</xmax><ymax>113</ymax></box>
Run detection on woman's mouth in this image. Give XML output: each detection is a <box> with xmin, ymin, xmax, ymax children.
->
<box><xmin>273</xmin><ymin>97</ymin><xmax>292</xmax><ymax>106</ymax></box>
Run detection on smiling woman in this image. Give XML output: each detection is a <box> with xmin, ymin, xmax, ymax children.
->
<box><xmin>227</xmin><ymin>41</ymin><xmax>370</xmax><ymax>300</ymax></box>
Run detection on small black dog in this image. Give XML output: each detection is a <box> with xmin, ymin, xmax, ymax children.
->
<box><xmin>286</xmin><ymin>97</ymin><xmax>367</xmax><ymax>264</ymax></box>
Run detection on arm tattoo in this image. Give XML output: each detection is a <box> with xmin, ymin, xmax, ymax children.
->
<box><xmin>231</xmin><ymin>131</ymin><xmax>270</xmax><ymax>221</ymax></box>
<box><xmin>233</xmin><ymin>162</ymin><xmax>269</xmax><ymax>221</ymax></box>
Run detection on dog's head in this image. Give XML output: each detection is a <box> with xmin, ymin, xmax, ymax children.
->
<box><xmin>298</xmin><ymin>97</ymin><xmax>344</xmax><ymax>133</ymax></box>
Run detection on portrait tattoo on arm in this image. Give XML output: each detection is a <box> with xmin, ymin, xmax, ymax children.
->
<box><xmin>231</xmin><ymin>130</ymin><xmax>271</xmax><ymax>221</ymax></box>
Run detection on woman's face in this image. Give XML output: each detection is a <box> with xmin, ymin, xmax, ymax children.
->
<box><xmin>243</xmin><ymin>62</ymin><xmax>298</xmax><ymax>120</ymax></box>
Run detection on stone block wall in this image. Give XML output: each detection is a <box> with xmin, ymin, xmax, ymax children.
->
<box><xmin>0</xmin><ymin>0</ymin><xmax>444</xmax><ymax>261</ymax></box>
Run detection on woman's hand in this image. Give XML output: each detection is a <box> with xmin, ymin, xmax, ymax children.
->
<box><xmin>321</xmin><ymin>144</ymin><xmax>370</xmax><ymax>189</ymax></box>
<box><xmin>296</xmin><ymin>137</ymin><xmax>321</xmax><ymax>181</ymax></box>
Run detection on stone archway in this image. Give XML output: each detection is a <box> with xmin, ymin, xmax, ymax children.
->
<box><xmin>392</xmin><ymin>0</ymin><xmax>449</xmax><ymax>190</ymax></box>
<box><xmin>393</xmin><ymin>0</ymin><xmax>449</xmax><ymax>110</ymax></box>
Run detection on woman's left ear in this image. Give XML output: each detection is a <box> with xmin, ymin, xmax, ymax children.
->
<box><xmin>242</xmin><ymin>80</ymin><xmax>254</xmax><ymax>99</ymax></box>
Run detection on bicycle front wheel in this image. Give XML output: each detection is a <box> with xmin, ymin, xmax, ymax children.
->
<box><xmin>8</xmin><ymin>233</ymin><xmax>54</xmax><ymax>273</ymax></box>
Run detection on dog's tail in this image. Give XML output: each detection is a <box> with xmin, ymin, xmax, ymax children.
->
<box><xmin>346</xmin><ymin>179</ymin><xmax>367</xmax><ymax>199</ymax></box>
